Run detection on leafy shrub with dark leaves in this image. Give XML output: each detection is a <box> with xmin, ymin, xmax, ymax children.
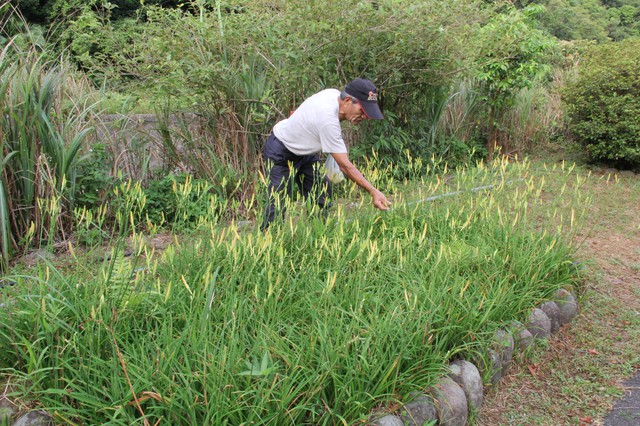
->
<box><xmin>563</xmin><ymin>39</ymin><xmax>640</xmax><ymax>169</ymax></box>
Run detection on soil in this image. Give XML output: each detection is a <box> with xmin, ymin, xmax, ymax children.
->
<box><xmin>476</xmin><ymin>169</ymin><xmax>640</xmax><ymax>426</ymax></box>
<box><xmin>18</xmin><ymin>232</ymin><xmax>176</xmax><ymax>268</ymax></box>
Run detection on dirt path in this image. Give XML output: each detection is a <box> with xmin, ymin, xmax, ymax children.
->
<box><xmin>476</xmin><ymin>170</ymin><xmax>640</xmax><ymax>426</ymax></box>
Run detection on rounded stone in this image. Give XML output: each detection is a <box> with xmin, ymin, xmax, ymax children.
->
<box><xmin>493</xmin><ymin>329</ymin><xmax>515</xmax><ymax>375</ymax></box>
<box><xmin>527</xmin><ymin>308</ymin><xmax>551</xmax><ymax>339</ymax></box>
<box><xmin>539</xmin><ymin>301</ymin><xmax>561</xmax><ymax>333</ymax></box>
<box><xmin>0</xmin><ymin>407</ymin><xmax>13</xmax><ymax>424</ymax></box>
<box><xmin>432</xmin><ymin>377</ymin><xmax>468</xmax><ymax>426</ymax></box>
<box><xmin>478</xmin><ymin>348</ymin><xmax>503</xmax><ymax>386</ymax></box>
<box><xmin>0</xmin><ymin>397</ymin><xmax>14</xmax><ymax>424</ymax></box>
<box><xmin>510</xmin><ymin>320</ymin><xmax>534</xmax><ymax>351</ymax></box>
<box><xmin>0</xmin><ymin>396</ymin><xmax>14</xmax><ymax>410</ymax></box>
<box><xmin>401</xmin><ymin>393</ymin><xmax>437</xmax><ymax>426</ymax></box>
<box><xmin>571</xmin><ymin>260</ymin><xmax>587</xmax><ymax>272</ymax></box>
<box><xmin>449</xmin><ymin>359</ymin><xmax>484</xmax><ymax>410</ymax></box>
<box><xmin>370</xmin><ymin>414</ymin><xmax>405</xmax><ymax>426</ymax></box>
<box><xmin>555</xmin><ymin>288</ymin><xmax>579</xmax><ymax>325</ymax></box>
<box><xmin>13</xmin><ymin>411</ymin><xmax>53</xmax><ymax>426</ymax></box>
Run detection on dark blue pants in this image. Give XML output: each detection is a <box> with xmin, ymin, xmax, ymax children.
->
<box><xmin>261</xmin><ymin>133</ymin><xmax>332</xmax><ymax>230</ymax></box>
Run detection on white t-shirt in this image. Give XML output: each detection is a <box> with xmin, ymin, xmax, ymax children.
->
<box><xmin>273</xmin><ymin>88</ymin><xmax>348</xmax><ymax>156</ymax></box>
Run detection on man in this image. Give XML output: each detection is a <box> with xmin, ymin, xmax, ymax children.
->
<box><xmin>261</xmin><ymin>78</ymin><xmax>391</xmax><ymax>230</ymax></box>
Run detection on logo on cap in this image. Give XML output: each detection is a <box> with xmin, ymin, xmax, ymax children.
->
<box><xmin>368</xmin><ymin>91</ymin><xmax>377</xmax><ymax>101</ymax></box>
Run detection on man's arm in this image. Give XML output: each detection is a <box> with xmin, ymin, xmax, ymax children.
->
<box><xmin>330</xmin><ymin>152</ymin><xmax>390</xmax><ymax>210</ymax></box>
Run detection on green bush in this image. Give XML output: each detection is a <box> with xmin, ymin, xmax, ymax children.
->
<box><xmin>51</xmin><ymin>0</ymin><xmax>500</xmax><ymax>166</ymax></box>
<box><xmin>75</xmin><ymin>143</ymin><xmax>117</xmax><ymax>208</ymax></box>
<box><xmin>143</xmin><ymin>173</ymin><xmax>229</xmax><ymax>231</ymax></box>
<box><xmin>19</xmin><ymin>0</ymin><xmax>561</xmax><ymax>172</ymax></box>
<box><xmin>562</xmin><ymin>39</ymin><xmax>640</xmax><ymax>168</ymax></box>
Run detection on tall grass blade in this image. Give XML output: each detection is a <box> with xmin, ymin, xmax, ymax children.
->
<box><xmin>0</xmin><ymin>179</ymin><xmax>10</xmax><ymax>268</ymax></box>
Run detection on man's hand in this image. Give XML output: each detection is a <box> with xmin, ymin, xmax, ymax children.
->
<box><xmin>330</xmin><ymin>153</ymin><xmax>391</xmax><ymax>210</ymax></box>
<box><xmin>372</xmin><ymin>190</ymin><xmax>391</xmax><ymax>211</ymax></box>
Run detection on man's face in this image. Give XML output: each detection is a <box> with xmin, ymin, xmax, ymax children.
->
<box><xmin>345</xmin><ymin>97</ymin><xmax>367</xmax><ymax>125</ymax></box>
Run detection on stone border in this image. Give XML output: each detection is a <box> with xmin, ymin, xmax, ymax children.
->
<box><xmin>0</xmin><ymin>396</ymin><xmax>52</xmax><ymax>426</ymax></box>
<box><xmin>370</xmin><ymin>288</ymin><xmax>579</xmax><ymax>426</ymax></box>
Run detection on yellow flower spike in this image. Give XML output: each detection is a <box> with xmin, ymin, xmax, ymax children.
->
<box><xmin>460</xmin><ymin>213</ymin><xmax>473</xmax><ymax>231</ymax></box>
<box><xmin>323</xmin><ymin>271</ymin><xmax>337</xmax><ymax>294</ymax></box>
<box><xmin>459</xmin><ymin>280</ymin><xmax>471</xmax><ymax>298</ymax></box>
<box><xmin>403</xmin><ymin>289</ymin><xmax>417</xmax><ymax>310</ymax></box>
<box><xmin>366</xmin><ymin>240</ymin><xmax>378</xmax><ymax>264</ymax></box>
<box><xmin>75</xmin><ymin>207</ymin><xmax>85</xmax><ymax>224</ymax></box>
<box><xmin>164</xmin><ymin>280</ymin><xmax>173</xmax><ymax>303</ymax></box>
<box><xmin>23</xmin><ymin>222</ymin><xmax>35</xmax><ymax>248</ymax></box>
<box><xmin>544</xmin><ymin>238</ymin><xmax>557</xmax><ymax>255</ymax></box>
<box><xmin>511</xmin><ymin>213</ymin><xmax>519</xmax><ymax>227</ymax></box>
<box><xmin>181</xmin><ymin>275</ymin><xmax>193</xmax><ymax>298</ymax></box>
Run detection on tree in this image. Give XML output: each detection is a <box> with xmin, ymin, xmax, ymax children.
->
<box><xmin>477</xmin><ymin>4</ymin><xmax>555</xmax><ymax>160</ymax></box>
<box><xmin>538</xmin><ymin>0</ymin><xmax>610</xmax><ymax>41</ymax></box>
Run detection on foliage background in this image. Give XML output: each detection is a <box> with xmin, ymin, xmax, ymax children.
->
<box><xmin>562</xmin><ymin>38</ymin><xmax>640</xmax><ymax>168</ymax></box>
<box><xmin>1</xmin><ymin>0</ymin><xmax>638</xmax><ymax>263</ymax></box>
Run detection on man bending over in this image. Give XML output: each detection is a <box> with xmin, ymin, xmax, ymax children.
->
<box><xmin>261</xmin><ymin>78</ymin><xmax>391</xmax><ymax>230</ymax></box>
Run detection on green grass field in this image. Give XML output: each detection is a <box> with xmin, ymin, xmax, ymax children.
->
<box><xmin>0</xmin><ymin>159</ymin><xmax>588</xmax><ymax>425</ymax></box>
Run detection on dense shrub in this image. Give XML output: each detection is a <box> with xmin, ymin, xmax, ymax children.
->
<box><xmin>142</xmin><ymin>173</ymin><xmax>224</xmax><ymax>230</ymax></box>
<box><xmin>562</xmin><ymin>39</ymin><xmax>640</xmax><ymax>168</ymax></box>
<box><xmin>53</xmin><ymin>0</ymin><xmax>557</xmax><ymax>167</ymax></box>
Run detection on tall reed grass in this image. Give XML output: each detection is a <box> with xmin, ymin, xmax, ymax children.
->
<box><xmin>0</xmin><ymin>3</ymin><xmax>96</xmax><ymax>268</ymax></box>
<box><xmin>504</xmin><ymin>79</ymin><xmax>564</xmax><ymax>155</ymax></box>
<box><xmin>0</xmin><ymin>159</ymin><xmax>588</xmax><ymax>424</ymax></box>
<box><xmin>436</xmin><ymin>76</ymin><xmax>565</xmax><ymax>161</ymax></box>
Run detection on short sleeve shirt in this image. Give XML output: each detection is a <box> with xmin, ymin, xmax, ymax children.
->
<box><xmin>273</xmin><ymin>88</ymin><xmax>348</xmax><ymax>156</ymax></box>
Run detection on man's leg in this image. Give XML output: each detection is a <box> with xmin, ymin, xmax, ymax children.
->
<box><xmin>261</xmin><ymin>133</ymin><xmax>299</xmax><ymax>231</ymax></box>
<box><xmin>261</xmin><ymin>162</ymin><xmax>294</xmax><ymax>231</ymax></box>
<box><xmin>297</xmin><ymin>158</ymin><xmax>333</xmax><ymax>215</ymax></box>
